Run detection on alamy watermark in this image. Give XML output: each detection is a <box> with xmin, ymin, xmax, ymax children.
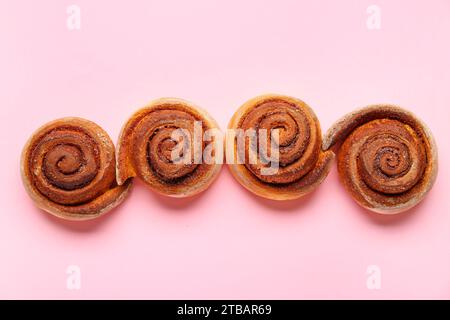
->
<box><xmin>168</xmin><ymin>121</ymin><xmax>280</xmax><ymax>176</ymax></box>
<box><xmin>66</xmin><ymin>265</ymin><xmax>81</xmax><ymax>290</ymax></box>
<box><xmin>66</xmin><ymin>5</ymin><xmax>81</xmax><ymax>30</ymax></box>
<box><xmin>366</xmin><ymin>5</ymin><xmax>381</xmax><ymax>30</ymax></box>
<box><xmin>366</xmin><ymin>265</ymin><xmax>381</xmax><ymax>290</ymax></box>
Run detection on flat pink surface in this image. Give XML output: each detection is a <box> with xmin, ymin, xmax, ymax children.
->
<box><xmin>1</xmin><ymin>0</ymin><xmax>449</xmax><ymax>299</ymax></box>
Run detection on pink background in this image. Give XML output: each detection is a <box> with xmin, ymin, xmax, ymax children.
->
<box><xmin>1</xmin><ymin>0</ymin><xmax>449</xmax><ymax>299</ymax></box>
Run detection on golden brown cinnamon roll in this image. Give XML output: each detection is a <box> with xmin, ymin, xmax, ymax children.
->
<box><xmin>21</xmin><ymin>118</ymin><xmax>132</xmax><ymax>221</ymax></box>
<box><xmin>117</xmin><ymin>98</ymin><xmax>222</xmax><ymax>197</ymax></box>
<box><xmin>323</xmin><ymin>105</ymin><xmax>438</xmax><ymax>214</ymax></box>
<box><xmin>227</xmin><ymin>94</ymin><xmax>334</xmax><ymax>200</ymax></box>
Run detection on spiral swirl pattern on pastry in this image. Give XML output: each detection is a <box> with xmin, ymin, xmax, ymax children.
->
<box><xmin>117</xmin><ymin>98</ymin><xmax>222</xmax><ymax>197</ymax></box>
<box><xmin>21</xmin><ymin>118</ymin><xmax>132</xmax><ymax>220</ymax></box>
<box><xmin>227</xmin><ymin>95</ymin><xmax>334</xmax><ymax>200</ymax></box>
<box><xmin>323</xmin><ymin>105</ymin><xmax>438</xmax><ymax>214</ymax></box>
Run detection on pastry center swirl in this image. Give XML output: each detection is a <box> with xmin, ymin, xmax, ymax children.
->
<box><xmin>239</xmin><ymin>100</ymin><xmax>320</xmax><ymax>184</ymax></box>
<box><xmin>146</xmin><ymin>122</ymin><xmax>198</xmax><ymax>182</ymax></box>
<box><xmin>43</xmin><ymin>143</ymin><xmax>98</xmax><ymax>190</ymax></box>
<box><xmin>28</xmin><ymin>128</ymin><xmax>109</xmax><ymax>205</ymax></box>
<box><xmin>354</xmin><ymin>122</ymin><xmax>426</xmax><ymax>195</ymax></box>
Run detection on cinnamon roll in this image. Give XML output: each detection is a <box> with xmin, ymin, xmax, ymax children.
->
<box><xmin>227</xmin><ymin>94</ymin><xmax>334</xmax><ymax>200</ymax></box>
<box><xmin>21</xmin><ymin>118</ymin><xmax>132</xmax><ymax>221</ymax></box>
<box><xmin>323</xmin><ymin>105</ymin><xmax>438</xmax><ymax>214</ymax></box>
<box><xmin>117</xmin><ymin>98</ymin><xmax>222</xmax><ymax>197</ymax></box>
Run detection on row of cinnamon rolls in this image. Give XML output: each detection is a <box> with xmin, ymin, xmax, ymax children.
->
<box><xmin>21</xmin><ymin>95</ymin><xmax>438</xmax><ymax>220</ymax></box>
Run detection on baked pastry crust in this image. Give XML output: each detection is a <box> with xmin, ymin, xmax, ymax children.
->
<box><xmin>21</xmin><ymin>117</ymin><xmax>132</xmax><ymax>221</ymax></box>
<box><xmin>323</xmin><ymin>105</ymin><xmax>438</xmax><ymax>214</ymax></box>
<box><xmin>117</xmin><ymin>98</ymin><xmax>222</xmax><ymax>197</ymax></box>
<box><xmin>227</xmin><ymin>94</ymin><xmax>334</xmax><ymax>200</ymax></box>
